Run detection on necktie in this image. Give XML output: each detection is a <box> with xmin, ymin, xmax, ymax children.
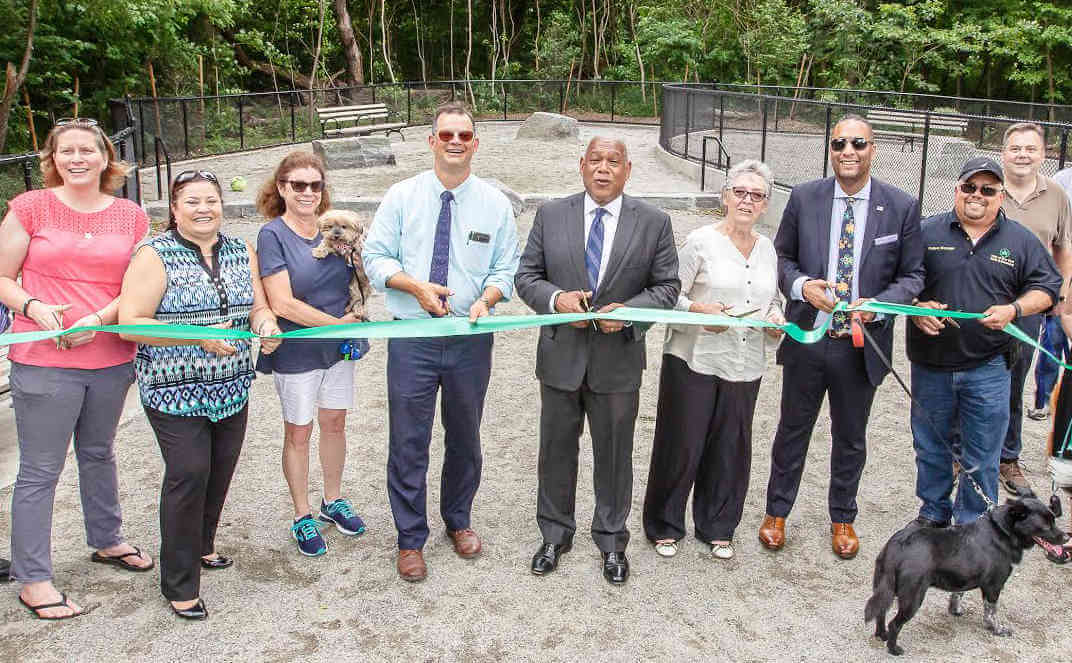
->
<box><xmin>586</xmin><ymin>207</ymin><xmax>607</xmax><ymax>293</ymax></box>
<box><xmin>831</xmin><ymin>196</ymin><xmax>856</xmax><ymax>334</ymax></box>
<box><xmin>429</xmin><ymin>190</ymin><xmax>453</xmax><ymax>312</ymax></box>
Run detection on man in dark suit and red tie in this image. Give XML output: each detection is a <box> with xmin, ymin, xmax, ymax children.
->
<box><xmin>758</xmin><ymin>115</ymin><xmax>925</xmax><ymax>559</ymax></box>
<box><xmin>515</xmin><ymin>136</ymin><xmax>679</xmax><ymax>584</ymax></box>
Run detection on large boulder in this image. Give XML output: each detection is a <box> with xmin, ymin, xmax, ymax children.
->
<box><xmin>516</xmin><ymin>112</ymin><xmax>579</xmax><ymax>140</ymax></box>
<box><xmin>483</xmin><ymin>178</ymin><xmax>525</xmax><ymax>216</ymax></box>
<box><xmin>312</xmin><ymin>135</ymin><xmax>396</xmax><ymax>169</ymax></box>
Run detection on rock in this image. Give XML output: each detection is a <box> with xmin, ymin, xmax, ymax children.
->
<box><xmin>483</xmin><ymin>178</ymin><xmax>525</xmax><ymax>216</ymax></box>
<box><xmin>312</xmin><ymin>135</ymin><xmax>396</xmax><ymax>169</ymax></box>
<box><xmin>516</xmin><ymin>112</ymin><xmax>579</xmax><ymax>140</ymax></box>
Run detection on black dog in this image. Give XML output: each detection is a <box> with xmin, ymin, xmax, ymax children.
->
<box><xmin>864</xmin><ymin>497</ymin><xmax>1069</xmax><ymax>656</ymax></box>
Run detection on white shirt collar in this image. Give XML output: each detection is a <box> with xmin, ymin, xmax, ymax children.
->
<box><xmin>584</xmin><ymin>192</ymin><xmax>624</xmax><ymax>219</ymax></box>
<box><xmin>834</xmin><ymin>177</ymin><xmax>872</xmax><ymax>202</ymax></box>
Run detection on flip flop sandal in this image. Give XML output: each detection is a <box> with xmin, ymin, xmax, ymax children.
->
<box><xmin>90</xmin><ymin>546</ymin><xmax>154</xmax><ymax>572</ymax></box>
<box><xmin>19</xmin><ymin>592</ymin><xmax>85</xmax><ymax>620</ymax></box>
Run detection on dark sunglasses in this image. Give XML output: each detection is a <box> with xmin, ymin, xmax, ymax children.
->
<box><xmin>729</xmin><ymin>187</ymin><xmax>767</xmax><ymax>203</ymax></box>
<box><xmin>174</xmin><ymin>170</ymin><xmax>219</xmax><ymax>186</ymax></box>
<box><xmin>283</xmin><ymin>179</ymin><xmax>324</xmax><ymax>193</ymax></box>
<box><xmin>437</xmin><ymin>130</ymin><xmax>474</xmax><ymax>143</ymax></box>
<box><xmin>959</xmin><ymin>181</ymin><xmax>1003</xmax><ymax>197</ymax></box>
<box><xmin>830</xmin><ymin>137</ymin><xmax>871</xmax><ymax>152</ymax></box>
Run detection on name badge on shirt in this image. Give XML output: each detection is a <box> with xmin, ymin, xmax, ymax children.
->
<box><xmin>874</xmin><ymin>234</ymin><xmax>898</xmax><ymax>246</ymax></box>
<box><xmin>468</xmin><ymin>231</ymin><xmax>491</xmax><ymax>244</ymax></box>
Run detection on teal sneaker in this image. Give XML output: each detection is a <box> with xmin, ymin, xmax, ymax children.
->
<box><xmin>318</xmin><ymin>498</ymin><xmax>367</xmax><ymax>536</ymax></box>
<box><xmin>291</xmin><ymin>514</ymin><xmax>327</xmax><ymax>556</ymax></box>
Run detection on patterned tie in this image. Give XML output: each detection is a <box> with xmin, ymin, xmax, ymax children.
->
<box><xmin>586</xmin><ymin>207</ymin><xmax>607</xmax><ymax>293</ymax></box>
<box><xmin>831</xmin><ymin>196</ymin><xmax>856</xmax><ymax>334</ymax></box>
<box><xmin>429</xmin><ymin>190</ymin><xmax>453</xmax><ymax>312</ymax></box>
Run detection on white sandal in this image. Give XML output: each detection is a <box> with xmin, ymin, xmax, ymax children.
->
<box><xmin>710</xmin><ymin>541</ymin><xmax>735</xmax><ymax>560</ymax></box>
<box><xmin>653</xmin><ymin>539</ymin><xmax>678</xmax><ymax>558</ymax></box>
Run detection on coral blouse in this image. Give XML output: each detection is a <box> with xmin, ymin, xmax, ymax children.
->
<box><xmin>7</xmin><ymin>188</ymin><xmax>148</xmax><ymax>369</ymax></box>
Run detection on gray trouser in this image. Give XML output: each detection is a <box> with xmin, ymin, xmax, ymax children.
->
<box><xmin>9</xmin><ymin>361</ymin><xmax>134</xmax><ymax>583</ymax></box>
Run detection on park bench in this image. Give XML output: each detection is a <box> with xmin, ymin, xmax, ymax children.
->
<box><xmin>865</xmin><ymin>110</ymin><xmax>968</xmax><ymax>152</ymax></box>
<box><xmin>317</xmin><ymin>103</ymin><xmax>407</xmax><ymax>140</ymax></box>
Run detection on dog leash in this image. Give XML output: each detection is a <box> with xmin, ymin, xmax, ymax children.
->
<box><xmin>854</xmin><ymin>320</ymin><xmax>998</xmax><ymax>512</ymax></box>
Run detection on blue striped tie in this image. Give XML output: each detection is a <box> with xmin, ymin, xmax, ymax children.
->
<box><xmin>429</xmin><ymin>190</ymin><xmax>453</xmax><ymax>312</ymax></box>
<box><xmin>586</xmin><ymin>207</ymin><xmax>606</xmax><ymax>293</ymax></box>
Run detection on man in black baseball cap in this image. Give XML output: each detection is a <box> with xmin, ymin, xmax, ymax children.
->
<box><xmin>907</xmin><ymin>155</ymin><xmax>1061</xmax><ymax>527</ymax></box>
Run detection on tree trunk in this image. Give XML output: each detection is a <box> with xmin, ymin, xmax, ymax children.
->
<box><xmin>628</xmin><ymin>2</ymin><xmax>643</xmax><ymax>101</ymax></box>
<box><xmin>533</xmin><ymin>0</ymin><xmax>540</xmax><ymax>73</ymax></box>
<box><xmin>489</xmin><ymin>0</ymin><xmax>499</xmax><ymax>83</ymax></box>
<box><xmin>334</xmin><ymin>0</ymin><xmax>365</xmax><ymax>88</ymax></box>
<box><xmin>0</xmin><ymin>0</ymin><xmax>38</xmax><ymax>153</ymax></box>
<box><xmin>449</xmin><ymin>0</ymin><xmax>455</xmax><ymax>80</ymax></box>
<box><xmin>380</xmin><ymin>0</ymin><xmax>396</xmax><ymax>83</ymax></box>
<box><xmin>465</xmin><ymin>0</ymin><xmax>474</xmax><ymax>105</ymax></box>
<box><xmin>309</xmin><ymin>0</ymin><xmax>326</xmax><ymax>125</ymax></box>
<box><xmin>590</xmin><ymin>0</ymin><xmax>599</xmax><ymax>78</ymax></box>
<box><xmin>1047</xmin><ymin>48</ymin><xmax>1056</xmax><ymax>123</ymax></box>
<box><xmin>412</xmin><ymin>0</ymin><xmax>427</xmax><ymax>83</ymax></box>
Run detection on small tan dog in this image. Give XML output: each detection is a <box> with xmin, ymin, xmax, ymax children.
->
<box><xmin>311</xmin><ymin>209</ymin><xmax>373</xmax><ymax>320</ymax></box>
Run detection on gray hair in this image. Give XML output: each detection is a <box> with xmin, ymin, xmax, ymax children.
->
<box><xmin>725</xmin><ymin>159</ymin><xmax>774</xmax><ymax>197</ymax></box>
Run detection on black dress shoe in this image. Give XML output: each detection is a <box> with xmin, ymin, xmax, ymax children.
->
<box><xmin>602</xmin><ymin>551</ymin><xmax>629</xmax><ymax>584</ymax></box>
<box><xmin>914</xmin><ymin>516</ymin><xmax>950</xmax><ymax>528</ymax></box>
<box><xmin>530</xmin><ymin>541</ymin><xmax>572</xmax><ymax>576</ymax></box>
<box><xmin>200</xmin><ymin>554</ymin><xmax>233</xmax><ymax>570</ymax></box>
<box><xmin>171</xmin><ymin>598</ymin><xmax>208</xmax><ymax>621</ymax></box>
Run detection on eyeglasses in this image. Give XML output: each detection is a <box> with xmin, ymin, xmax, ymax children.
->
<box><xmin>830</xmin><ymin>137</ymin><xmax>871</xmax><ymax>152</ymax></box>
<box><xmin>436</xmin><ymin>130</ymin><xmax>475</xmax><ymax>143</ymax></box>
<box><xmin>283</xmin><ymin>179</ymin><xmax>324</xmax><ymax>193</ymax></box>
<box><xmin>728</xmin><ymin>187</ymin><xmax>767</xmax><ymax>203</ymax></box>
<box><xmin>174</xmin><ymin>170</ymin><xmax>219</xmax><ymax>186</ymax></box>
<box><xmin>959</xmin><ymin>181</ymin><xmax>1003</xmax><ymax>197</ymax></box>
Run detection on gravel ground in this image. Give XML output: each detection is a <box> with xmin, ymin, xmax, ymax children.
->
<box><xmin>139</xmin><ymin>122</ymin><xmax>699</xmax><ymax>206</ymax></box>
<box><xmin>1</xmin><ymin>203</ymin><xmax>1069</xmax><ymax>662</ymax></box>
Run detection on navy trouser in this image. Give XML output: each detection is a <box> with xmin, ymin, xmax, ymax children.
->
<box><xmin>1003</xmin><ymin>314</ymin><xmax>1042</xmax><ymax>462</ymax></box>
<box><xmin>1034</xmin><ymin>314</ymin><xmax>1068</xmax><ymax>410</ymax></box>
<box><xmin>386</xmin><ymin>334</ymin><xmax>493</xmax><ymax>550</ymax></box>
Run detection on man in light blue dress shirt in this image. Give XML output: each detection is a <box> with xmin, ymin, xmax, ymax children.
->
<box><xmin>363</xmin><ymin>102</ymin><xmax>520</xmax><ymax>582</ymax></box>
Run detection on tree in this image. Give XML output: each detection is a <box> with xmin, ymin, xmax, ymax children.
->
<box><xmin>0</xmin><ymin>0</ymin><xmax>37</xmax><ymax>153</ymax></box>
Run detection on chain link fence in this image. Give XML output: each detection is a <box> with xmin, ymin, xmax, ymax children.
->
<box><xmin>664</xmin><ymin>84</ymin><xmax>1072</xmax><ymax>217</ymax></box>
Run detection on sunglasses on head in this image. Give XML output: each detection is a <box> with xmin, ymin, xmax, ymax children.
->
<box><xmin>174</xmin><ymin>170</ymin><xmax>219</xmax><ymax>187</ymax></box>
<box><xmin>728</xmin><ymin>187</ymin><xmax>767</xmax><ymax>203</ymax></box>
<box><xmin>959</xmin><ymin>181</ymin><xmax>1003</xmax><ymax>197</ymax></box>
<box><xmin>830</xmin><ymin>137</ymin><xmax>871</xmax><ymax>152</ymax></box>
<box><xmin>436</xmin><ymin>130</ymin><xmax>474</xmax><ymax>143</ymax></box>
<box><xmin>283</xmin><ymin>179</ymin><xmax>324</xmax><ymax>193</ymax></box>
<box><xmin>56</xmin><ymin>117</ymin><xmax>100</xmax><ymax>129</ymax></box>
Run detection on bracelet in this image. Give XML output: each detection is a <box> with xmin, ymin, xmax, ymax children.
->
<box><xmin>1012</xmin><ymin>301</ymin><xmax>1023</xmax><ymax>320</ymax></box>
<box><xmin>480</xmin><ymin>295</ymin><xmax>492</xmax><ymax>308</ymax></box>
<box><xmin>22</xmin><ymin>297</ymin><xmax>39</xmax><ymax>317</ymax></box>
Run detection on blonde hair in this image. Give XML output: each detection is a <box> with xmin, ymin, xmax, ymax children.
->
<box><xmin>40</xmin><ymin>120</ymin><xmax>130</xmax><ymax>193</ymax></box>
<box><xmin>1003</xmin><ymin>122</ymin><xmax>1045</xmax><ymax>147</ymax></box>
<box><xmin>256</xmin><ymin>151</ymin><xmax>331</xmax><ymax>218</ymax></box>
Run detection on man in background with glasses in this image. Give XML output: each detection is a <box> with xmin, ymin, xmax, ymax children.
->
<box><xmin>908</xmin><ymin>157</ymin><xmax>1060</xmax><ymax>526</ymax></box>
<box><xmin>759</xmin><ymin>114</ymin><xmax>924</xmax><ymax>560</ymax></box>
<box><xmin>997</xmin><ymin>123</ymin><xmax>1072</xmax><ymax>496</ymax></box>
<box><xmin>363</xmin><ymin>102</ymin><xmax>520</xmax><ymax>582</ymax></box>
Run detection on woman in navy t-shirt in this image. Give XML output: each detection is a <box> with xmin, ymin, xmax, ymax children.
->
<box><xmin>255</xmin><ymin>151</ymin><xmax>368</xmax><ymax>557</ymax></box>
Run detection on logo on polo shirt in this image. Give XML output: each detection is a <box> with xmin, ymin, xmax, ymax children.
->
<box><xmin>990</xmin><ymin>248</ymin><xmax>1015</xmax><ymax>268</ymax></box>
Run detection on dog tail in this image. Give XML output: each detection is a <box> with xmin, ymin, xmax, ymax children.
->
<box><xmin>864</xmin><ymin>550</ymin><xmax>894</xmax><ymax>623</ymax></box>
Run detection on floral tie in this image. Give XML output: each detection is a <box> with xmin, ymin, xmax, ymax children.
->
<box><xmin>831</xmin><ymin>197</ymin><xmax>856</xmax><ymax>335</ymax></box>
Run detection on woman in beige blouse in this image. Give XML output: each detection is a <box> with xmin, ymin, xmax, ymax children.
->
<box><xmin>642</xmin><ymin>160</ymin><xmax>784</xmax><ymax>560</ymax></box>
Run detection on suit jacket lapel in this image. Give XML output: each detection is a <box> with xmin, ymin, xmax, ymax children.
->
<box><xmin>599</xmin><ymin>195</ymin><xmax>639</xmax><ymax>297</ymax></box>
<box><xmin>817</xmin><ymin>179</ymin><xmax>835</xmax><ymax>276</ymax></box>
<box><xmin>860</xmin><ymin>181</ymin><xmax>884</xmax><ymax>267</ymax></box>
<box><xmin>567</xmin><ymin>194</ymin><xmax>587</xmax><ymax>288</ymax></box>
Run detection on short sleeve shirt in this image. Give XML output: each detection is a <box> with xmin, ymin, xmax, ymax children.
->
<box><xmin>907</xmin><ymin>209</ymin><xmax>1062</xmax><ymax>371</ymax></box>
<box><xmin>1001</xmin><ymin>175</ymin><xmax>1072</xmax><ymax>254</ymax></box>
<box><xmin>254</xmin><ymin>217</ymin><xmax>353</xmax><ymax>374</ymax></box>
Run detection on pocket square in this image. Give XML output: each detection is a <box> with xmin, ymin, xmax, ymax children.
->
<box><xmin>874</xmin><ymin>234</ymin><xmax>898</xmax><ymax>246</ymax></box>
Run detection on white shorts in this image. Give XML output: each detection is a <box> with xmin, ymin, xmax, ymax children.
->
<box><xmin>273</xmin><ymin>361</ymin><xmax>355</xmax><ymax>425</ymax></box>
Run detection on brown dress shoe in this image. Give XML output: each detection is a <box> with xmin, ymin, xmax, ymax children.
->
<box><xmin>758</xmin><ymin>515</ymin><xmax>786</xmax><ymax>550</ymax></box>
<box><xmin>447</xmin><ymin>528</ymin><xmax>482</xmax><ymax>559</ymax></box>
<box><xmin>831</xmin><ymin>522</ymin><xmax>859</xmax><ymax>559</ymax></box>
<box><xmin>397</xmin><ymin>549</ymin><xmax>427</xmax><ymax>582</ymax></box>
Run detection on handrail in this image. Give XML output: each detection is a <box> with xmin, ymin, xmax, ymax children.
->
<box><xmin>700</xmin><ymin>136</ymin><xmax>731</xmax><ymax>192</ymax></box>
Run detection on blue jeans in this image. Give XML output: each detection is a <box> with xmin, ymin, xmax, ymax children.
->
<box><xmin>912</xmin><ymin>357</ymin><xmax>1009</xmax><ymax>525</ymax></box>
<box><xmin>1034</xmin><ymin>314</ymin><xmax>1068</xmax><ymax>410</ymax></box>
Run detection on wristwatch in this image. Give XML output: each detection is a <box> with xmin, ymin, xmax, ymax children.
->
<box><xmin>1011</xmin><ymin>301</ymin><xmax>1023</xmax><ymax>320</ymax></box>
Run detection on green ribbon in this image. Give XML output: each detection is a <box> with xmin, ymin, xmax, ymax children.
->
<box><xmin>3</xmin><ymin>301</ymin><xmax>1065</xmax><ymax>370</ymax></box>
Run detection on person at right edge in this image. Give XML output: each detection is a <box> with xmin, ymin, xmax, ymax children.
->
<box><xmin>909</xmin><ymin>156</ymin><xmax>1060</xmax><ymax>527</ymax></box>
<box><xmin>758</xmin><ymin>114</ymin><xmax>924</xmax><ymax>560</ymax></box>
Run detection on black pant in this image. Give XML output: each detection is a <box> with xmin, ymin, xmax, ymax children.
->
<box><xmin>146</xmin><ymin>405</ymin><xmax>248</xmax><ymax>601</ymax></box>
<box><xmin>765</xmin><ymin>336</ymin><xmax>877</xmax><ymax>523</ymax></box>
<box><xmin>1003</xmin><ymin>314</ymin><xmax>1042</xmax><ymax>462</ymax></box>
<box><xmin>537</xmin><ymin>381</ymin><xmax>639</xmax><ymax>553</ymax></box>
<box><xmin>643</xmin><ymin>355</ymin><xmax>761</xmax><ymax>543</ymax></box>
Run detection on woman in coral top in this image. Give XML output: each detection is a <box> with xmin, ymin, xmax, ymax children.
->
<box><xmin>0</xmin><ymin>119</ymin><xmax>154</xmax><ymax>620</ymax></box>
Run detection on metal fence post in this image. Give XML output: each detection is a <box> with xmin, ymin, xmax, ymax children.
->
<box><xmin>684</xmin><ymin>91</ymin><xmax>691</xmax><ymax>160</ymax></box>
<box><xmin>823</xmin><ymin>106</ymin><xmax>832</xmax><ymax>178</ymax></box>
<box><xmin>1059</xmin><ymin>129</ymin><xmax>1068</xmax><ymax>171</ymax></box>
<box><xmin>760</xmin><ymin>97</ymin><xmax>768</xmax><ymax>162</ymax></box>
<box><xmin>918</xmin><ymin>113</ymin><xmax>932</xmax><ymax>205</ymax></box>
<box><xmin>290</xmin><ymin>93</ymin><xmax>296</xmax><ymax>142</ymax></box>
<box><xmin>407</xmin><ymin>84</ymin><xmax>412</xmax><ymax>125</ymax></box>
<box><xmin>181</xmin><ymin>100</ymin><xmax>189</xmax><ymax>157</ymax></box>
<box><xmin>559</xmin><ymin>82</ymin><xmax>565</xmax><ymax>114</ymax></box>
<box><xmin>138</xmin><ymin>101</ymin><xmax>146</xmax><ymax>163</ymax></box>
<box><xmin>718</xmin><ymin>95</ymin><xmax>724</xmax><ymax>142</ymax></box>
<box><xmin>238</xmin><ymin>97</ymin><xmax>245</xmax><ymax>149</ymax></box>
<box><xmin>21</xmin><ymin>159</ymin><xmax>33</xmax><ymax>191</ymax></box>
<box><xmin>372</xmin><ymin>85</ymin><xmax>377</xmax><ymax>104</ymax></box>
<box><xmin>503</xmin><ymin>83</ymin><xmax>508</xmax><ymax>120</ymax></box>
<box><xmin>701</xmin><ymin>137</ymin><xmax>707</xmax><ymax>191</ymax></box>
<box><xmin>610</xmin><ymin>83</ymin><xmax>616</xmax><ymax>122</ymax></box>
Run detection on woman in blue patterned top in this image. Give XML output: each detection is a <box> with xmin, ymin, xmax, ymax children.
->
<box><xmin>118</xmin><ymin>171</ymin><xmax>282</xmax><ymax>620</ymax></box>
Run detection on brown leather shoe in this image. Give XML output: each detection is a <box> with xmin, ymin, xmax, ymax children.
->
<box><xmin>446</xmin><ymin>528</ymin><xmax>482</xmax><ymax>559</ymax></box>
<box><xmin>758</xmin><ymin>515</ymin><xmax>786</xmax><ymax>550</ymax></box>
<box><xmin>831</xmin><ymin>522</ymin><xmax>859</xmax><ymax>560</ymax></box>
<box><xmin>397</xmin><ymin>549</ymin><xmax>427</xmax><ymax>582</ymax></box>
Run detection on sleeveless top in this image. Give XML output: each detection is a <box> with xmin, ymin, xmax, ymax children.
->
<box><xmin>135</xmin><ymin>230</ymin><xmax>255</xmax><ymax>421</ymax></box>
